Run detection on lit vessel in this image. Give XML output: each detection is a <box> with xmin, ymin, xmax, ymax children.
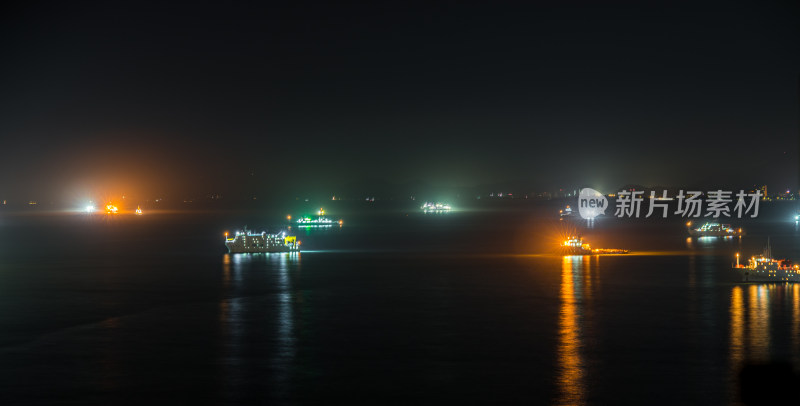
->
<box><xmin>224</xmin><ymin>228</ymin><xmax>299</xmax><ymax>253</ymax></box>
<box><xmin>687</xmin><ymin>222</ymin><xmax>743</xmax><ymax>237</ymax></box>
<box><xmin>105</xmin><ymin>203</ymin><xmax>119</xmax><ymax>214</ymax></box>
<box><xmin>421</xmin><ymin>202</ymin><xmax>451</xmax><ymax>213</ymax></box>
<box><xmin>135</xmin><ymin>206</ymin><xmax>142</xmax><ymax>215</ymax></box>
<box><xmin>733</xmin><ymin>240</ymin><xmax>800</xmax><ymax>282</ymax></box>
<box><xmin>560</xmin><ymin>236</ymin><xmax>629</xmax><ymax>255</ymax></box>
<box><xmin>559</xmin><ymin>205</ymin><xmax>573</xmax><ymax>217</ymax></box>
<box><xmin>561</xmin><ymin>236</ymin><xmax>591</xmax><ymax>254</ymax></box>
<box><xmin>296</xmin><ymin>208</ymin><xmax>343</xmax><ymax>227</ymax></box>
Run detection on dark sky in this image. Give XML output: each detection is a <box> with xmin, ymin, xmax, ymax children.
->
<box><xmin>1</xmin><ymin>0</ymin><xmax>798</xmax><ymax>201</ymax></box>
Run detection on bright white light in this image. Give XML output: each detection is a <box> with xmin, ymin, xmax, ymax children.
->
<box><xmin>85</xmin><ymin>205</ymin><xmax>95</xmax><ymax>213</ymax></box>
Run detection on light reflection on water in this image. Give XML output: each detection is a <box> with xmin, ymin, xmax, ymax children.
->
<box><xmin>273</xmin><ymin>252</ymin><xmax>296</xmax><ymax>397</ymax></box>
<box><xmin>729</xmin><ymin>285</ymin><xmax>745</xmax><ymax>403</ymax></box>
<box><xmin>220</xmin><ymin>253</ymin><xmax>244</xmax><ymax>396</ymax></box>
<box><xmin>748</xmin><ymin>285</ymin><xmax>770</xmax><ymax>362</ymax></box>
<box><xmin>728</xmin><ymin>282</ymin><xmax>800</xmax><ymax>395</ymax></box>
<box><xmin>552</xmin><ymin>256</ymin><xmax>800</xmax><ymax>405</ymax></box>
<box><xmin>134</xmin><ymin>251</ymin><xmax>800</xmax><ymax>404</ymax></box>
<box><xmin>556</xmin><ymin>255</ymin><xmax>592</xmax><ymax>406</ymax></box>
<box><xmin>219</xmin><ymin>252</ymin><xmax>299</xmax><ymax>401</ymax></box>
<box><xmin>794</xmin><ymin>284</ymin><xmax>800</xmax><ymax>354</ymax></box>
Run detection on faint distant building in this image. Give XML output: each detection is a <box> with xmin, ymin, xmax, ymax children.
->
<box><xmin>748</xmin><ymin>185</ymin><xmax>768</xmax><ymax>200</ymax></box>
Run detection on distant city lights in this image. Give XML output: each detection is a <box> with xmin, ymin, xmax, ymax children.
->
<box><xmin>421</xmin><ymin>202</ymin><xmax>452</xmax><ymax>213</ymax></box>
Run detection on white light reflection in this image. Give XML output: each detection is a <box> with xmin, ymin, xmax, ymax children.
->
<box><xmin>220</xmin><ymin>253</ymin><xmax>244</xmax><ymax>395</ymax></box>
<box><xmin>220</xmin><ymin>252</ymin><xmax>299</xmax><ymax>401</ymax></box>
<box><xmin>273</xmin><ymin>253</ymin><xmax>296</xmax><ymax>380</ymax></box>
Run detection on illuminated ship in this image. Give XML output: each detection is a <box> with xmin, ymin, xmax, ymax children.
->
<box><xmin>560</xmin><ymin>236</ymin><xmax>629</xmax><ymax>255</ymax></box>
<box><xmin>421</xmin><ymin>202</ymin><xmax>451</xmax><ymax>212</ymax></box>
<box><xmin>733</xmin><ymin>240</ymin><xmax>800</xmax><ymax>282</ymax></box>
<box><xmin>224</xmin><ymin>228</ymin><xmax>299</xmax><ymax>253</ymax></box>
<box><xmin>687</xmin><ymin>222</ymin><xmax>743</xmax><ymax>237</ymax></box>
<box><xmin>559</xmin><ymin>205</ymin><xmax>573</xmax><ymax>217</ymax></box>
<box><xmin>135</xmin><ymin>206</ymin><xmax>142</xmax><ymax>215</ymax></box>
<box><xmin>561</xmin><ymin>236</ymin><xmax>592</xmax><ymax>255</ymax></box>
<box><xmin>296</xmin><ymin>208</ymin><xmax>343</xmax><ymax>227</ymax></box>
<box><xmin>296</xmin><ymin>217</ymin><xmax>341</xmax><ymax>226</ymax></box>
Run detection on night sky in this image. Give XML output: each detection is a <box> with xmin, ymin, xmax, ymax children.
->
<box><xmin>1</xmin><ymin>1</ymin><xmax>798</xmax><ymax>202</ymax></box>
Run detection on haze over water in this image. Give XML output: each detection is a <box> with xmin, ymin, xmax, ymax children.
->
<box><xmin>2</xmin><ymin>201</ymin><xmax>800</xmax><ymax>405</ymax></box>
